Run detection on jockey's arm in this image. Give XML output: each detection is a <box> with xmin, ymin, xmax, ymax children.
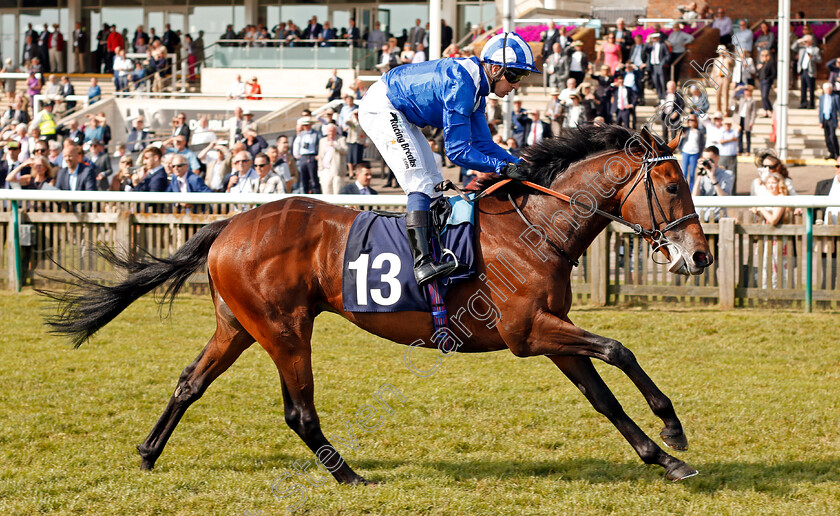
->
<box><xmin>469</xmin><ymin>107</ymin><xmax>519</xmax><ymax>166</ymax></box>
<box><xmin>442</xmin><ymin>95</ymin><xmax>510</xmax><ymax>174</ymax></box>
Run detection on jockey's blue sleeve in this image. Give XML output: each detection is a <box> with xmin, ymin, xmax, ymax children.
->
<box><xmin>441</xmin><ymin>80</ymin><xmax>509</xmax><ymax>174</ymax></box>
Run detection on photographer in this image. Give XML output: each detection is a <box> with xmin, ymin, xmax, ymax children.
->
<box><xmin>692</xmin><ymin>145</ymin><xmax>734</xmax><ymax>222</ymax></box>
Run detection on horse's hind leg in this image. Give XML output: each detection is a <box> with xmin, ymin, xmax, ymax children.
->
<box><xmin>137</xmin><ymin>296</ymin><xmax>254</xmax><ymax>470</ymax></box>
<box><xmin>259</xmin><ymin>316</ymin><xmax>369</xmax><ymax>485</ymax></box>
<box><xmin>549</xmin><ymin>355</ymin><xmax>697</xmax><ymax>481</ymax></box>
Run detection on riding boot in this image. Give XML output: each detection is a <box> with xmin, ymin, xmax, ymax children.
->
<box><xmin>405</xmin><ymin>210</ymin><xmax>457</xmax><ymax>286</ymax></box>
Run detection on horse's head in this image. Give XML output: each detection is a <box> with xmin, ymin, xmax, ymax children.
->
<box><xmin>617</xmin><ymin>127</ymin><xmax>713</xmax><ymax>275</ymax></box>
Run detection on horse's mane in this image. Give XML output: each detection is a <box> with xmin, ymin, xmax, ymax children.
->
<box><xmin>521</xmin><ymin>124</ymin><xmax>647</xmax><ymax>187</ymax></box>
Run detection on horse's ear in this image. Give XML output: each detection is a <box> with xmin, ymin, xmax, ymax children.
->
<box><xmin>666</xmin><ymin>129</ymin><xmax>682</xmax><ymax>152</ymax></box>
<box><xmin>639</xmin><ymin>125</ymin><xmax>656</xmax><ymax>148</ymax></box>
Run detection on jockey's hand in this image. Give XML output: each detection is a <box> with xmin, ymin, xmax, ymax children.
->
<box><xmin>500</xmin><ymin>162</ymin><xmax>528</xmax><ymax>181</ymax></box>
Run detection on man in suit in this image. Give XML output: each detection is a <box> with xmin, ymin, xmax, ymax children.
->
<box><xmin>171</xmin><ymin>112</ymin><xmax>191</xmax><ymax>142</ymax></box>
<box><xmin>658</xmin><ymin>80</ymin><xmax>684</xmax><ymax>141</ymax></box>
<box><xmin>162</xmin><ymin>24</ymin><xmax>180</xmax><ymax>54</ymax></box>
<box><xmin>344</xmin><ymin>18</ymin><xmax>361</xmax><ymax>47</ymax></box>
<box><xmin>325</xmin><ymin>69</ymin><xmax>343</xmax><ymax>101</ymax></box>
<box><xmin>72</xmin><ymin>22</ymin><xmax>86</xmax><ymax>73</ymax></box>
<box><xmin>545</xmin><ymin>42</ymin><xmax>569</xmax><ymax>89</ymax></box>
<box><xmin>38</xmin><ymin>23</ymin><xmax>51</xmax><ymax>73</ymax></box>
<box><xmin>302</xmin><ymin>16</ymin><xmax>323</xmax><ymax>46</ymax></box>
<box><xmin>645</xmin><ymin>33</ymin><xmax>670</xmax><ymax>101</ymax></box>
<box><xmin>819</xmin><ymin>83</ymin><xmax>840</xmax><ymax>159</ymax></box>
<box><xmin>167</xmin><ymin>154</ymin><xmax>211</xmax><ymax>193</ymax></box>
<box><xmin>408</xmin><ymin>19</ymin><xmax>426</xmax><ymax>50</ymax></box>
<box><xmin>521</xmin><ymin>110</ymin><xmax>552</xmax><ymax>148</ymax></box>
<box><xmin>132</xmin><ymin>25</ymin><xmax>150</xmax><ymax>53</ymax></box>
<box><xmin>441</xmin><ymin>20</ymin><xmax>453</xmax><ymax>52</ymax></box>
<box><xmin>56</xmin><ymin>143</ymin><xmax>96</xmax><ymax>191</ymax></box>
<box><xmin>610</xmin><ymin>75</ymin><xmax>637</xmax><ymax>128</ymax></box>
<box><xmin>319</xmin><ymin>21</ymin><xmax>337</xmax><ymax>47</ymax></box>
<box><xmin>614</xmin><ymin>18</ymin><xmax>631</xmax><ymax>61</ymax></box>
<box><xmin>793</xmin><ymin>35</ymin><xmax>821</xmax><ymax>109</ymax></box>
<box><xmin>339</xmin><ymin>162</ymin><xmax>378</xmax><ymax>195</ymax></box>
<box><xmin>88</xmin><ymin>140</ymin><xmax>113</xmax><ymax>190</ymax></box>
<box><xmin>58</xmin><ymin>75</ymin><xmax>76</xmax><ymax>111</ymax></box>
<box><xmin>542</xmin><ymin>21</ymin><xmax>560</xmax><ymax>59</ymax></box>
<box><xmin>133</xmin><ymin>146</ymin><xmax>169</xmax><ymax>192</ymax></box>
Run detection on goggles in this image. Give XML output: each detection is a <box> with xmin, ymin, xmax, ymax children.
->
<box><xmin>503</xmin><ymin>68</ymin><xmax>530</xmax><ymax>84</ymax></box>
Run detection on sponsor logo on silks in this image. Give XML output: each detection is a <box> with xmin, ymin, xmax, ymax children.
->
<box><xmin>389</xmin><ymin>112</ymin><xmax>417</xmax><ymax>169</ymax></box>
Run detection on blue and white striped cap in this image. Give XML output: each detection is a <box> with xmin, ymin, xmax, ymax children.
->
<box><xmin>480</xmin><ymin>32</ymin><xmax>540</xmax><ymax>73</ymax></box>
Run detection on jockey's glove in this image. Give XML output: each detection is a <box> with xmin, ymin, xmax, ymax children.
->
<box><xmin>500</xmin><ymin>162</ymin><xmax>528</xmax><ymax>181</ymax></box>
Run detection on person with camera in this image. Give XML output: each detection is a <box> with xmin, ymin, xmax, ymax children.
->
<box><xmin>692</xmin><ymin>145</ymin><xmax>734</xmax><ymax>222</ymax></box>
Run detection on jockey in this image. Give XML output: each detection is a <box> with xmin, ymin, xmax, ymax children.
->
<box><xmin>358</xmin><ymin>32</ymin><xmax>539</xmax><ymax>286</ymax></box>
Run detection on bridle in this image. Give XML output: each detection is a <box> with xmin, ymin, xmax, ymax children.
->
<box><xmin>457</xmin><ymin>153</ymin><xmax>699</xmax><ymax>266</ymax></box>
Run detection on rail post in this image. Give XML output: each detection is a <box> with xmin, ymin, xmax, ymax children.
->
<box><xmin>805</xmin><ymin>208</ymin><xmax>813</xmax><ymax>313</ymax></box>
<box><xmin>718</xmin><ymin>218</ymin><xmax>735</xmax><ymax>309</ymax></box>
<box><xmin>9</xmin><ymin>200</ymin><xmax>22</xmax><ymax>291</ymax></box>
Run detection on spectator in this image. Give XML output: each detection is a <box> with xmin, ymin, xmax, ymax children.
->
<box><xmin>317</xmin><ymin>123</ymin><xmax>346</xmax><ymax>194</ymax></box>
<box><xmin>133</xmin><ymin>25</ymin><xmax>149</xmax><ymax>53</ymax></box>
<box><xmin>545</xmin><ymin>89</ymin><xmax>563</xmax><ymax>135</ymax></box>
<box><xmin>228</xmin><ymin>106</ymin><xmax>245</xmax><ymax>142</ymax></box>
<box><xmin>325</xmin><ymin>69</ymin><xmax>342</xmax><ymax>101</ymax></box>
<box><xmin>62</xmin><ymin>118</ymin><xmax>84</xmax><ymax>145</ymax></box>
<box><xmin>755</xmin><ymin>22</ymin><xmax>776</xmax><ymax>57</ymax></box>
<box><xmin>126</xmin><ymin>116</ymin><xmax>150</xmax><ymax>153</ymax></box>
<box><xmin>819</xmin><ymin>82</ymin><xmax>840</xmax><ymax>159</ymax></box>
<box><xmin>47</xmin><ymin>140</ymin><xmax>62</xmax><ymax>167</ymax></box>
<box><xmin>26</xmin><ymin>71</ymin><xmax>42</xmax><ymax>110</ymax></box>
<box><xmin>130</xmin><ymin>60</ymin><xmax>148</xmax><ymax>91</ymax></box>
<box><xmin>292</xmin><ymin>117</ymin><xmax>321</xmax><ymax>193</ymax></box>
<box><xmin>87</xmin><ymin>77</ymin><xmax>101</xmax><ymax>104</ymax></box>
<box><xmin>302</xmin><ymin>16</ymin><xmax>323</xmax><ymax>44</ymax></box>
<box><xmin>580</xmin><ymin>83</ymin><xmax>600</xmax><ymax>123</ymax></box>
<box><xmin>167</xmin><ymin>153</ymin><xmax>211</xmax><ymax>193</ymax></box>
<box><xmin>8</xmin><ymin>154</ymin><xmax>54</xmax><ymax>190</ymax></box>
<box><xmin>815</xmin><ymin>156</ymin><xmax>840</xmax><ymax>223</ymax></box>
<box><xmin>561</xmin><ymin>94</ymin><xmax>584</xmax><ymax>131</ymax></box>
<box><xmin>264</xmin><ymin>145</ymin><xmax>293</xmax><ymax>192</ymax></box>
<box><xmin>680</xmin><ymin>2</ymin><xmax>700</xmax><ymax>21</ymax></box>
<box><xmin>197</xmin><ymin>140</ymin><xmax>231</xmax><ymax>192</ymax></box>
<box><xmin>162</xmin><ymin>23</ymin><xmax>180</xmax><ymax>56</ymax></box>
<box><xmin>678</xmin><ymin>115</ymin><xmax>705</xmax><ymax>189</ymax></box>
<box><xmin>275</xmin><ymin>134</ymin><xmax>298</xmax><ymax>192</ymax></box>
<box><xmin>56</xmin><ymin>143</ymin><xmax>96</xmax><ymax>191</ymax></box>
<box><xmin>110</xmin><ymin>154</ymin><xmax>134</xmax><ymax>191</ymax></box>
<box><xmin>399</xmin><ymin>43</ymin><xmax>415</xmax><ymax>65</ymax></box>
<box><xmin>344</xmin><ymin>18</ymin><xmax>361</xmax><ymax>48</ymax></box>
<box><xmin>132</xmin><ymin>146</ymin><xmax>168</xmax><ymax>192</ymax></box>
<box><xmin>545</xmin><ymin>42</ymin><xmax>569</xmax><ymax>89</ymax></box>
<box><xmin>367</xmin><ymin>21</ymin><xmax>387</xmax><ymax>52</ymax></box>
<box><xmin>344</xmin><ymin>110</ymin><xmax>365</xmax><ymax>177</ymax></box>
<box><xmin>86</xmin><ymin>139</ymin><xmax>112</xmax><ymax>190</ymax></box>
<box><xmin>614</xmin><ymin>18</ymin><xmax>631</xmax><ymax>60</ymax></box>
<box><xmin>408</xmin><ymin>18</ymin><xmax>425</xmax><ymax>50</ymax></box>
<box><xmin>611</xmin><ymin>75</ymin><xmax>636</xmax><ymax>129</ymax></box>
<box><xmin>226</xmin><ymin>150</ymin><xmax>258</xmax><ymax>193</ymax></box>
<box><xmin>756</xmin><ymin>50</ymin><xmax>776</xmax><ymax>118</ymax></box>
<box><xmin>667</xmin><ymin>22</ymin><xmax>694</xmax><ymax>81</ymax></box>
<box><xmin>793</xmin><ymin>35</ymin><xmax>820</xmax><ymax>109</ymax></box>
<box><xmin>242</xmin><ymin>126</ymin><xmax>268</xmax><ymax>157</ymax></box>
<box><xmin>94</xmin><ymin>23</ymin><xmax>108</xmax><ymax>72</ymax></box>
<box><xmin>249</xmin><ymin>152</ymin><xmax>283</xmax><ymax>194</ymax></box>
<box><xmin>2</xmin><ymin>98</ymin><xmax>29</xmax><ymax>127</ymax></box>
<box><xmin>522</xmin><ymin>110</ymin><xmax>551</xmax><ymax>147</ymax></box>
<box><xmin>84</xmin><ymin>114</ymin><xmax>106</xmax><ymax>144</ymax></box>
<box><xmin>32</xmin><ymin>101</ymin><xmax>57</xmax><ymax>141</ymax></box>
<box><xmin>412</xmin><ymin>43</ymin><xmax>427</xmax><ymax>63</ymax></box>
<box><xmin>48</xmin><ymin>23</ymin><xmax>65</xmax><ymax>73</ymax></box>
<box><xmin>658</xmin><ymin>80</ymin><xmax>683</xmax><ymax>141</ymax></box>
<box><xmin>598</xmin><ymin>33</ymin><xmax>621</xmax><ymax>75</ymax></box>
<box><xmin>717</xmin><ymin>117</ymin><xmax>740</xmax><ymax>180</ymax></box>
<box><xmin>246</xmin><ymin>76</ymin><xmax>262</xmax><ymax>100</ymax></box>
<box><xmin>38</xmin><ymin>24</ymin><xmax>50</xmax><ymax>73</ymax></box>
<box><xmin>1</xmin><ymin>59</ymin><xmax>16</xmax><ymax>103</ymax></box>
<box><xmin>105</xmin><ymin>25</ymin><xmax>123</xmax><ymax>73</ymax></box>
<box><xmin>731</xmin><ymin>19</ymin><xmax>753</xmax><ymax>53</ymax></box>
<box><xmin>376</xmin><ymin>43</ymin><xmax>398</xmax><ymax>73</ymax></box>
<box><xmin>318</xmin><ymin>21</ymin><xmax>337</xmax><ymax>47</ymax></box>
<box><xmin>646</xmin><ymin>33</ymin><xmax>670</xmax><ymax>101</ymax></box>
<box><xmin>227</xmin><ymin>74</ymin><xmax>246</xmax><ymax>100</ymax></box>
<box><xmin>0</xmin><ymin>141</ymin><xmax>22</xmax><ymax>186</ymax></box>
<box><xmin>339</xmin><ymin>161</ymin><xmax>377</xmax><ymax>194</ymax></box>
<box><xmin>558</xmin><ymin>77</ymin><xmax>579</xmax><ymax>105</ymax></box>
<box><xmin>692</xmin><ymin>146</ymin><xmax>734</xmax><ymax>222</ymax></box>
<box><xmin>191</xmin><ymin>116</ymin><xmax>217</xmax><ymax>146</ymax></box>
<box><xmin>734</xmin><ymin>85</ymin><xmax>757</xmax><ymax>155</ymax></box>
<box><xmin>751</xmin><ymin>173</ymin><xmax>790</xmax><ymax>225</ymax></box>
<box><xmin>505</xmin><ymin>137</ymin><xmax>520</xmax><ymax>158</ymax></box>
<box><xmin>57</xmin><ymin>75</ymin><xmax>76</xmax><ymax>112</ymax></box>
<box><xmin>184</xmin><ymin>34</ymin><xmax>197</xmax><ymax>82</ymax></box>
<box><xmin>731</xmin><ymin>47</ymin><xmax>755</xmax><ymax>94</ymax></box>
<box><xmin>171</xmin><ymin>112</ymin><xmax>191</xmax><ymax>141</ymax></box>
<box><xmin>337</xmin><ymin>94</ymin><xmax>357</xmax><ymax>129</ymax></box>
<box><xmin>712</xmin><ymin>45</ymin><xmax>734</xmax><ymax>114</ymax></box>
<box><xmin>567</xmin><ymin>41</ymin><xmax>588</xmax><ymax>86</ymax></box>
<box><xmin>712</xmin><ymin>7</ymin><xmax>733</xmax><ymax>46</ymax></box>
<box><xmin>541</xmin><ymin>21</ymin><xmax>563</xmax><ymax>58</ymax></box>
<box><xmin>164</xmin><ymin>134</ymin><xmax>201</xmax><ymax>174</ymax></box>
<box><xmin>112</xmin><ymin>48</ymin><xmax>132</xmax><ymax>93</ymax></box>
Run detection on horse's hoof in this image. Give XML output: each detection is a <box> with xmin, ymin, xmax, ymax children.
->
<box><xmin>347</xmin><ymin>476</ymin><xmax>376</xmax><ymax>486</ymax></box>
<box><xmin>139</xmin><ymin>459</ymin><xmax>155</xmax><ymax>471</ymax></box>
<box><xmin>665</xmin><ymin>462</ymin><xmax>698</xmax><ymax>482</ymax></box>
<box><xmin>661</xmin><ymin>430</ymin><xmax>689</xmax><ymax>451</ymax></box>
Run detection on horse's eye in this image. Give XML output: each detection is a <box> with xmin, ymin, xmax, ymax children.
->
<box><xmin>665</xmin><ymin>184</ymin><xmax>679</xmax><ymax>195</ymax></box>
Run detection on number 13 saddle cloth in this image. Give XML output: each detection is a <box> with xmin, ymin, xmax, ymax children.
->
<box><xmin>342</xmin><ymin>196</ymin><xmax>477</xmax><ymax>313</ymax></box>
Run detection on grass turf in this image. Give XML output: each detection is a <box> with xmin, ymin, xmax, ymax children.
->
<box><xmin>1</xmin><ymin>290</ymin><xmax>839</xmax><ymax>515</ymax></box>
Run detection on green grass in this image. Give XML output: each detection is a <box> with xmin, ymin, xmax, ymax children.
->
<box><xmin>1</xmin><ymin>290</ymin><xmax>839</xmax><ymax>515</ymax></box>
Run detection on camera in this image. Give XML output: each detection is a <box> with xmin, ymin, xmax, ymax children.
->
<box><xmin>698</xmin><ymin>158</ymin><xmax>714</xmax><ymax>175</ymax></box>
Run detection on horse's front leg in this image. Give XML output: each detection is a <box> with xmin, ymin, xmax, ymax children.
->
<box><xmin>507</xmin><ymin>311</ymin><xmax>688</xmax><ymax>451</ymax></box>
<box><xmin>549</xmin><ymin>355</ymin><xmax>697</xmax><ymax>481</ymax></box>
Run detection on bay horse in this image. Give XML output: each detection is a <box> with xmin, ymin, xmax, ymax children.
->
<box><xmin>42</xmin><ymin>125</ymin><xmax>712</xmax><ymax>484</ymax></box>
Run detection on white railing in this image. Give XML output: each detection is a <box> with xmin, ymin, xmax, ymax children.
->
<box><xmin>32</xmin><ymin>94</ymin><xmax>90</xmax><ymax>115</ymax></box>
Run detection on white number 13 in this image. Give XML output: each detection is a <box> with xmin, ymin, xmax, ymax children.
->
<box><xmin>347</xmin><ymin>252</ymin><xmax>402</xmax><ymax>306</ymax></box>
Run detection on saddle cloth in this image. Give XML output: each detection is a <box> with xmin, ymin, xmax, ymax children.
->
<box><xmin>342</xmin><ymin>196</ymin><xmax>476</xmax><ymax>313</ymax></box>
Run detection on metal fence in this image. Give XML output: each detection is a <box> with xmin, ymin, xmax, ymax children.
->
<box><xmin>1</xmin><ymin>191</ymin><xmax>839</xmax><ymax>311</ymax></box>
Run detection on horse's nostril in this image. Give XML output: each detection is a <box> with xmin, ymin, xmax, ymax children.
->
<box><xmin>693</xmin><ymin>251</ymin><xmax>713</xmax><ymax>267</ymax></box>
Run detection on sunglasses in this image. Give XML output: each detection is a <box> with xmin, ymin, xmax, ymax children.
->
<box><xmin>254</xmin><ymin>163</ymin><xmax>269</xmax><ymax>168</ymax></box>
<box><xmin>503</xmin><ymin>68</ymin><xmax>530</xmax><ymax>84</ymax></box>
<box><xmin>172</xmin><ymin>163</ymin><xmax>187</xmax><ymax>168</ymax></box>
<box><xmin>33</xmin><ymin>148</ymin><xmax>47</xmax><ymax>153</ymax></box>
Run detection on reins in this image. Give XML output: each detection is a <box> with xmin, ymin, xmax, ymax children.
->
<box><xmin>438</xmin><ymin>154</ymin><xmax>699</xmax><ymax>266</ymax></box>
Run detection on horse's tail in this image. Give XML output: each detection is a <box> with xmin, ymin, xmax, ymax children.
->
<box><xmin>40</xmin><ymin>218</ymin><xmax>233</xmax><ymax>349</ymax></box>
